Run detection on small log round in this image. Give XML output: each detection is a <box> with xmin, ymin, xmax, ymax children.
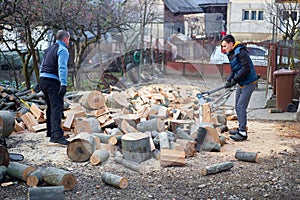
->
<box><xmin>235</xmin><ymin>150</ymin><xmax>258</xmax><ymax>163</ymax></box>
<box><xmin>90</xmin><ymin>149</ymin><xmax>110</xmax><ymax>166</ymax></box>
<box><xmin>101</xmin><ymin>172</ymin><xmax>128</xmax><ymax>189</ymax></box>
<box><xmin>0</xmin><ymin>110</ymin><xmax>15</xmax><ymax>138</ymax></box>
<box><xmin>28</xmin><ymin>186</ymin><xmax>65</xmax><ymax>200</ymax></box>
<box><xmin>202</xmin><ymin>161</ymin><xmax>234</xmax><ymax>176</ymax></box>
<box><xmin>6</xmin><ymin>162</ymin><xmax>36</xmax><ymax>181</ymax></box>
<box><xmin>80</xmin><ymin>91</ymin><xmax>105</xmax><ymax>110</ymax></box>
<box><xmin>136</xmin><ymin>118</ymin><xmax>165</xmax><ymax>132</ymax></box>
<box><xmin>26</xmin><ymin>168</ymin><xmax>45</xmax><ymax>187</ymax></box>
<box><xmin>67</xmin><ymin>132</ymin><xmax>97</xmax><ymax>162</ymax></box>
<box><xmin>0</xmin><ymin>144</ymin><xmax>9</xmax><ymax>167</ymax></box>
<box><xmin>91</xmin><ymin>133</ymin><xmax>117</xmax><ymax>145</ymax></box>
<box><xmin>42</xmin><ymin>167</ymin><xmax>77</xmax><ymax>191</ymax></box>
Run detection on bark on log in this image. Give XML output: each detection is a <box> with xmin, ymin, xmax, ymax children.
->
<box><xmin>74</xmin><ymin>117</ymin><xmax>101</xmax><ymax>135</ymax></box>
<box><xmin>193</xmin><ymin>122</ymin><xmax>221</xmax><ymax>145</ymax></box>
<box><xmin>106</xmin><ymin>92</ymin><xmax>130</xmax><ymax>109</ymax></box>
<box><xmin>175</xmin><ymin>127</ymin><xmax>193</xmax><ymax>141</ymax></box>
<box><xmin>136</xmin><ymin>118</ymin><xmax>165</xmax><ymax>132</ymax></box>
<box><xmin>91</xmin><ymin>133</ymin><xmax>117</xmax><ymax>145</ymax></box>
<box><xmin>67</xmin><ymin>132</ymin><xmax>97</xmax><ymax>162</ymax></box>
<box><xmin>42</xmin><ymin>167</ymin><xmax>77</xmax><ymax>191</ymax></box>
<box><xmin>28</xmin><ymin>186</ymin><xmax>65</xmax><ymax>200</ymax></box>
<box><xmin>121</xmin><ymin>132</ymin><xmax>151</xmax><ymax>163</ymax></box>
<box><xmin>6</xmin><ymin>162</ymin><xmax>36</xmax><ymax>181</ymax></box>
<box><xmin>0</xmin><ymin>165</ymin><xmax>6</xmax><ymax>180</ymax></box>
<box><xmin>159</xmin><ymin>132</ymin><xmax>170</xmax><ymax>149</ymax></box>
<box><xmin>219</xmin><ymin>135</ymin><xmax>227</xmax><ymax>146</ymax></box>
<box><xmin>160</xmin><ymin>149</ymin><xmax>185</xmax><ymax>167</ymax></box>
<box><xmin>114</xmin><ymin>157</ymin><xmax>140</xmax><ymax>173</ymax></box>
<box><xmin>101</xmin><ymin>172</ymin><xmax>128</xmax><ymax>189</ymax></box>
<box><xmin>202</xmin><ymin>142</ymin><xmax>221</xmax><ymax>152</ymax></box>
<box><xmin>195</xmin><ymin>127</ymin><xmax>207</xmax><ymax>152</ymax></box>
<box><xmin>175</xmin><ymin>139</ymin><xmax>196</xmax><ymax>157</ymax></box>
<box><xmin>202</xmin><ymin>162</ymin><xmax>234</xmax><ymax>176</ymax></box>
<box><xmin>26</xmin><ymin>168</ymin><xmax>45</xmax><ymax>187</ymax></box>
<box><xmin>0</xmin><ymin>144</ymin><xmax>9</xmax><ymax>167</ymax></box>
<box><xmin>235</xmin><ymin>150</ymin><xmax>258</xmax><ymax>163</ymax></box>
<box><xmin>90</xmin><ymin>149</ymin><xmax>110</xmax><ymax>166</ymax></box>
<box><xmin>80</xmin><ymin>91</ymin><xmax>105</xmax><ymax>110</ymax></box>
<box><xmin>0</xmin><ymin>110</ymin><xmax>15</xmax><ymax>138</ymax></box>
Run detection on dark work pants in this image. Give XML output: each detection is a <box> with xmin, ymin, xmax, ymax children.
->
<box><xmin>235</xmin><ymin>84</ymin><xmax>256</xmax><ymax>132</ymax></box>
<box><xmin>39</xmin><ymin>77</ymin><xmax>64</xmax><ymax>139</ymax></box>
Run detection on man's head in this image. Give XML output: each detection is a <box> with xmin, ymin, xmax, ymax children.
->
<box><xmin>220</xmin><ymin>34</ymin><xmax>235</xmax><ymax>53</ymax></box>
<box><xmin>56</xmin><ymin>30</ymin><xmax>70</xmax><ymax>47</ymax></box>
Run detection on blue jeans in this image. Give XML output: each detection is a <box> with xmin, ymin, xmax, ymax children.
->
<box><xmin>235</xmin><ymin>84</ymin><xmax>256</xmax><ymax>132</ymax></box>
<box><xmin>39</xmin><ymin>77</ymin><xmax>64</xmax><ymax>139</ymax></box>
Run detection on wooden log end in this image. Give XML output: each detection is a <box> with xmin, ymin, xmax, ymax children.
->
<box><xmin>26</xmin><ymin>175</ymin><xmax>39</xmax><ymax>187</ymax></box>
<box><xmin>61</xmin><ymin>173</ymin><xmax>77</xmax><ymax>191</ymax></box>
<box><xmin>119</xmin><ymin>177</ymin><xmax>129</xmax><ymax>189</ymax></box>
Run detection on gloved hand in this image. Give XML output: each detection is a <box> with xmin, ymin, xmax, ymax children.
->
<box><xmin>225</xmin><ymin>79</ymin><xmax>237</xmax><ymax>88</ymax></box>
<box><xmin>58</xmin><ymin>85</ymin><xmax>67</xmax><ymax>96</ymax></box>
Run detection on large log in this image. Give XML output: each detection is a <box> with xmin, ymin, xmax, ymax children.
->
<box><xmin>90</xmin><ymin>149</ymin><xmax>110</xmax><ymax>166</ymax></box>
<box><xmin>6</xmin><ymin>162</ymin><xmax>36</xmax><ymax>181</ymax></box>
<box><xmin>101</xmin><ymin>172</ymin><xmax>128</xmax><ymax>189</ymax></box>
<box><xmin>74</xmin><ymin>117</ymin><xmax>101</xmax><ymax>135</ymax></box>
<box><xmin>27</xmin><ymin>168</ymin><xmax>45</xmax><ymax>187</ymax></box>
<box><xmin>42</xmin><ymin>167</ymin><xmax>77</xmax><ymax>191</ymax></box>
<box><xmin>136</xmin><ymin>118</ymin><xmax>165</xmax><ymax>132</ymax></box>
<box><xmin>235</xmin><ymin>150</ymin><xmax>258</xmax><ymax>163</ymax></box>
<box><xmin>201</xmin><ymin>162</ymin><xmax>234</xmax><ymax>176</ymax></box>
<box><xmin>160</xmin><ymin>149</ymin><xmax>185</xmax><ymax>167</ymax></box>
<box><xmin>121</xmin><ymin>132</ymin><xmax>151</xmax><ymax>163</ymax></box>
<box><xmin>80</xmin><ymin>91</ymin><xmax>105</xmax><ymax>110</ymax></box>
<box><xmin>0</xmin><ymin>110</ymin><xmax>15</xmax><ymax>138</ymax></box>
<box><xmin>67</xmin><ymin>132</ymin><xmax>97</xmax><ymax>162</ymax></box>
<box><xmin>0</xmin><ymin>144</ymin><xmax>9</xmax><ymax>167</ymax></box>
<box><xmin>0</xmin><ymin>165</ymin><xmax>6</xmax><ymax>180</ymax></box>
<box><xmin>28</xmin><ymin>186</ymin><xmax>65</xmax><ymax>200</ymax></box>
<box><xmin>114</xmin><ymin>156</ymin><xmax>140</xmax><ymax>173</ymax></box>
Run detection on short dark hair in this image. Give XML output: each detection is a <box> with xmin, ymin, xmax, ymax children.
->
<box><xmin>221</xmin><ymin>34</ymin><xmax>235</xmax><ymax>44</ymax></box>
<box><xmin>56</xmin><ymin>30</ymin><xmax>70</xmax><ymax>41</ymax></box>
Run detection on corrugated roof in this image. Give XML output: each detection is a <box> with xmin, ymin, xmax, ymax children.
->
<box><xmin>164</xmin><ymin>0</ymin><xmax>204</xmax><ymax>14</ymax></box>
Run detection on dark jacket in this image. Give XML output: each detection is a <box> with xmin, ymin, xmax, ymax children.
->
<box><xmin>226</xmin><ymin>42</ymin><xmax>257</xmax><ymax>86</ymax></box>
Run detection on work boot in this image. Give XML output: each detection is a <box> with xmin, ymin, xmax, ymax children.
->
<box><xmin>50</xmin><ymin>137</ymin><xmax>70</xmax><ymax>145</ymax></box>
<box><xmin>229</xmin><ymin>128</ymin><xmax>239</xmax><ymax>135</ymax></box>
<box><xmin>230</xmin><ymin>131</ymin><xmax>247</xmax><ymax>141</ymax></box>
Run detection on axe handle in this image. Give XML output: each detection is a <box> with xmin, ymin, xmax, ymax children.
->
<box><xmin>205</xmin><ymin>85</ymin><xmax>226</xmax><ymax>95</ymax></box>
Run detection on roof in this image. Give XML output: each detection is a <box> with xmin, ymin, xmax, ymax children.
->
<box><xmin>164</xmin><ymin>0</ymin><xmax>204</xmax><ymax>14</ymax></box>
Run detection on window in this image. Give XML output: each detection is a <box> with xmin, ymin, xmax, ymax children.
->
<box><xmin>283</xmin><ymin>10</ymin><xmax>299</xmax><ymax>21</ymax></box>
<box><xmin>291</xmin><ymin>11</ymin><xmax>297</xmax><ymax>21</ymax></box>
<box><xmin>251</xmin><ymin>11</ymin><xmax>257</xmax><ymax>20</ymax></box>
<box><xmin>243</xmin><ymin>10</ymin><xmax>249</xmax><ymax>20</ymax></box>
<box><xmin>243</xmin><ymin>10</ymin><xmax>264</xmax><ymax>21</ymax></box>
<box><xmin>258</xmin><ymin>11</ymin><xmax>264</xmax><ymax>20</ymax></box>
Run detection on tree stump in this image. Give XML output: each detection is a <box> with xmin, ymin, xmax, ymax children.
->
<box><xmin>136</xmin><ymin>118</ymin><xmax>165</xmax><ymax>132</ymax></box>
<box><xmin>90</xmin><ymin>149</ymin><xmax>110</xmax><ymax>166</ymax></box>
<box><xmin>74</xmin><ymin>118</ymin><xmax>101</xmax><ymax>135</ymax></box>
<box><xmin>101</xmin><ymin>172</ymin><xmax>128</xmax><ymax>189</ymax></box>
<box><xmin>235</xmin><ymin>150</ymin><xmax>258</xmax><ymax>163</ymax></box>
<box><xmin>28</xmin><ymin>186</ymin><xmax>65</xmax><ymax>200</ymax></box>
<box><xmin>0</xmin><ymin>144</ymin><xmax>9</xmax><ymax>167</ymax></box>
<box><xmin>202</xmin><ymin>162</ymin><xmax>234</xmax><ymax>176</ymax></box>
<box><xmin>0</xmin><ymin>110</ymin><xmax>15</xmax><ymax>138</ymax></box>
<box><xmin>67</xmin><ymin>132</ymin><xmax>97</xmax><ymax>162</ymax></box>
<box><xmin>42</xmin><ymin>167</ymin><xmax>77</xmax><ymax>191</ymax></box>
<box><xmin>6</xmin><ymin>162</ymin><xmax>36</xmax><ymax>181</ymax></box>
<box><xmin>121</xmin><ymin>132</ymin><xmax>151</xmax><ymax>163</ymax></box>
<box><xmin>80</xmin><ymin>91</ymin><xmax>105</xmax><ymax>110</ymax></box>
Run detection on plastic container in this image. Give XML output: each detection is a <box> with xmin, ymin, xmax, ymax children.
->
<box><xmin>273</xmin><ymin>69</ymin><xmax>297</xmax><ymax>112</ymax></box>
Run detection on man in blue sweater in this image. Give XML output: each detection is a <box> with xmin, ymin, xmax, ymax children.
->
<box><xmin>221</xmin><ymin>34</ymin><xmax>258</xmax><ymax>141</ymax></box>
<box><xmin>39</xmin><ymin>30</ymin><xmax>70</xmax><ymax>145</ymax></box>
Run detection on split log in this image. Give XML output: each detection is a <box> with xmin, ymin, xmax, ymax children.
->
<box><xmin>175</xmin><ymin>127</ymin><xmax>193</xmax><ymax>141</ymax></box>
<box><xmin>136</xmin><ymin>118</ymin><xmax>165</xmax><ymax>132</ymax></box>
<box><xmin>90</xmin><ymin>149</ymin><xmax>110</xmax><ymax>166</ymax></box>
<box><xmin>80</xmin><ymin>91</ymin><xmax>105</xmax><ymax>110</ymax></box>
<box><xmin>201</xmin><ymin>103</ymin><xmax>211</xmax><ymax>123</ymax></box>
<box><xmin>160</xmin><ymin>149</ymin><xmax>185</xmax><ymax>167</ymax></box>
<box><xmin>169</xmin><ymin>119</ymin><xmax>193</xmax><ymax>133</ymax></box>
<box><xmin>106</xmin><ymin>92</ymin><xmax>130</xmax><ymax>109</ymax></box>
<box><xmin>0</xmin><ymin>144</ymin><xmax>9</xmax><ymax>167</ymax></box>
<box><xmin>0</xmin><ymin>165</ymin><xmax>6</xmax><ymax>180</ymax></box>
<box><xmin>67</xmin><ymin>132</ymin><xmax>97</xmax><ymax>162</ymax></box>
<box><xmin>121</xmin><ymin>132</ymin><xmax>151</xmax><ymax>163</ymax></box>
<box><xmin>192</xmin><ymin>122</ymin><xmax>220</xmax><ymax>145</ymax></box>
<box><xmin>202</xmin><ymin>162</ymin><xmax>234</xmax><ymax>176</ymax></box>
<box><xmin>159</xmin><ymin>132</ymin><xmax>170</xmax><ymax>149</ymax></box>
<box><xmin>28</xmin><ymin>186</ymin><xmax>65</xmax><ymax>200</ymax></box>
<box><xmin>42</xmin><ymin>167</ymin><xmax>77</xmax><ymax>191</ymax></box>
<box><xmin>235</xmin><ymin>150</ymin><xmax>258</xmax><ymax>163</ymax></box>
<box><xmin>6</xmin><ymin>162</ymin><xmax>36</xmax><ymax>181</ymax></box>
<box><xmin>26</xmin><ymin>168</ymin><xmax>45</xmax><ymax>187</ymax></box>
<box><xmin>20</xmin><ymin>112</ymin><xmax>38</xmax><ymax>132</ymax></box>
<box><xmin>114</xmin><ymin>157</ymin><xmax>140</xmax><ymax>173</ymax></box>
<box><xmin>175</xmin><ymin>139</ymin><xmax>196</xmax><ymax>157</ymax></box>
<box><xmin>74</xmin><ymin>117</ymin><xmax>101</xmax><ymax>135</ymax></box>
<box><xmin>101</xmin><ymin>172</ymin><xmax>128</xmax><ymax>189</ymax></box>
<box><xmin>119</xmin><ymin>119</ymin><xmax>138</xmax><ymax>134</ymax></box>
<box><xmin>0</xmin><ymin>110</ymin><xmax>15</xmax><ymax>138</ymax></box>
<box><xmin>219</xmin><ymin>135</ymin><xmax>227</xmax><ymax>146</ymax></box>
<box><xmin>195</xmin><ymin>127</ymin><xmax>207</xmax><ymax>152</ymax></box>
<box><xmin>109</xmin><ymin>128</ymin><xmax>123</xmax><ymax>136</ymax></box>
<box><xmin>91</xmin><ymin>133</ymin><xmax>117</xmax><ymax>145</ymax></box>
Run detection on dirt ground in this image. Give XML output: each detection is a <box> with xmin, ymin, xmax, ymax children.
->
<box><xmin>1</xmin><ymin>75</ymin><xmax>300</xmax><ymax>200</ymax></box>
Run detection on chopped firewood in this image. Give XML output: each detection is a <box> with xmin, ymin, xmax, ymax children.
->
<box><xmin>28</xmin><ymin>186</ymin><xmax>65</xmax><ymax>200</ymax></box>
<box><xmin>226</xmin><ymin>115</ymin><xmax>238</xmax><ymax>121</ymax></box>
<box><xmin>74</xmin><ymin>117</ymin><xmax>101</xmax><ymax>135</ymax></box>
<box><xmin>90</xmin><ymin>149</ymin><xmax>110</xmax><ymax>166</ymax></box>
<box><xmin>159</xmin><ymin>132</ymin><xmax>170</xmax><ymax>149</ymax></box>
<box><xmin>175</xmin><ymin>139</ymin><xmax>196</xmax><ymax>157</ymax></box>
<box><xmin>114</xmin><ymin>156</ymin><xmax>141</xmax><ymax>173</ymax></box>
<box><xmin>6</xmin><ymin>162</ymin><xmax>36</xmax><ymax>181</ymax></box>
<box><xmin>80</xmin><ymin>91</ymin><xmax>105</xmax><ymax>110</ymax></box>
<box><xmin>202</xmin><ymin>162</ymin><xmax>234</xmax><ymax>176</ymax></box>
<box><xmin>20</xmin><ymin>112</ymin><xmax>38</xmax><ymax>132</ymax></box>
<box><xmin>32</xmin><ymin>123</ymin><xmax>47</xmax><ymax>132</ymax></box>
<box><xmin>160</xmin><ymin>149</ymin><xmax>185</xmax><ymax>167</ymax></box>
<box><xmin>235</xmin><ymin>150</ymin><xmax>259</xmax><ymax>163</ymax></box>
<box><xmin>101</xmin><ymin>172</ymin><xmax>128</xmax><ymax>189</ymax></box>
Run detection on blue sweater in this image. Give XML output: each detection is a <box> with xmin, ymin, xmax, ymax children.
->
<box><xmin>40</xmin><ymin>41</ymin><xmax>69</xmax><ymax>86</ymax></box>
